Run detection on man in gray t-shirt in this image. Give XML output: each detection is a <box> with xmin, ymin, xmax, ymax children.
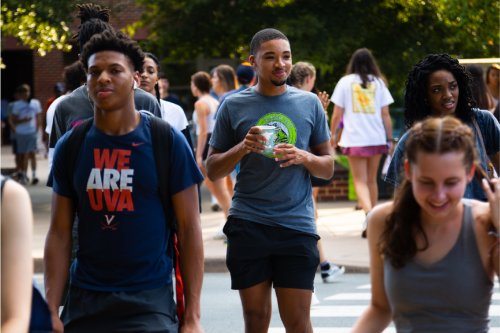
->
<box><xmin>206</xmin><ymin>28</ymin><xmax>333</xmax><ymax>333</ymax></box>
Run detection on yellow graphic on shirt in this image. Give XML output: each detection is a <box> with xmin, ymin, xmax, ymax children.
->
<box><xmin>352</xmin><ymin>82</ymin><xmax>376</xmax><ymax>114</ymax></box>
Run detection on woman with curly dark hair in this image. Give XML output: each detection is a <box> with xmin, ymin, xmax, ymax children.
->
<box><xmin>385</xmin><ymin>54</ymin><xmax>500</xmax><ymax>201</ymax></box>
<box><xmin>353</xmin><ymin>116</ymin><xmax>499</xmax><ymax>332</ymax></box>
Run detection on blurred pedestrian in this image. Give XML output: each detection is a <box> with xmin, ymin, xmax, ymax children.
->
<box><xmin>42</xmin><ymin>83</ymin><xmax>65</xmax><ymax>156</ymax></box>
<box><xmin>191</xmin><ymin>71</ymin><xmax>232</xmax><ymax>220</ymax></box>
<box><xmin>140</xmin><ymin>52</ymin><xmax>191</xmax><ymax>143</ymax></box>
<box><xmin>385</xmin><ymin>54</ymin><xmax>500</xmax><ymax>201</ymax></box>
<box><xmin>289</xmin><ymin>61</ymin><xmax>345</xmax><ymax>283</ymax></box>
<box><xmin>352</xmin><ymin>116</ymin><xmax>499</xmax><ymax>332</ymax></box>
<box><xmin>206</xmin><ymin>28</ymin><xmax>333</xmax><ymax>332</ymax></box>
<box><xmin>8</xmin><ymin>84</ymin><xmax>42</xmax><ymax>185</ymax></box>
<box><xmin>211</xmin><ymin>64</ymin><xmax>237</xmax><ymax>100</ymax></box>
<box><xmin>486</xmin><ymin>64</ymin><xmax>500</xmax><ymax>107</ymax></box>
<box><xmin>465</xmin><ymin>64</ymin><xmax>495</xmax><ymax>112</ymax></box>
<box><xmin>159</xmin><ymin>75</ymin><xmax>183</xmax><ymax>107</ymax></box>
<box><xmin>329</xmin><ymin>48</ymin><xmax>394</xmax><ymax>237</ymax></box>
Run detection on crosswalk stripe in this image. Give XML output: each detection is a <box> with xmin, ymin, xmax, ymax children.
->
<box><xmin>324</xmin><ymin>293</ymin><xmax>371</xmax><ymax>301</ymax></box>
<box><xmin>269</xmin><ymin>328</ymin><xmax>396</xmax><ymax>333</ymax></box>
<box><xmin>308</xmin><ymin>305</ymin><xmax>500</xmax><ymax>318</ymax></box>
<box><xmin>324</xmin><ymin>292</ymin><xmax>500</xmax><ymax>301</ymax></box>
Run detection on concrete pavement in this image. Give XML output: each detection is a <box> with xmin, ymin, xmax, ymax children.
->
<box><xmin>1</xmin><ymin>144</ymin><xmax>370</xmax><ymax>274</ymax></box>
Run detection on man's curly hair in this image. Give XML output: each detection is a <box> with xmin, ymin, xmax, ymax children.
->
<box><xmin>80</xmin><ymin>30</ymin><xmax>144</xmax><ymax>73</ymax></box>
<box><xmin>404</xmin><ymin>53</ymin><xmax>474</xmax><ymax>130</ymax></box>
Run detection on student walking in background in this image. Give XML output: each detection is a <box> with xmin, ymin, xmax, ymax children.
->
<box><xmin>329</xmin><ymin>48</ymin><xmax>394</xmax><ymax>238</ymax></box>
<box><xmin>289</xmin><ymin>61</ymin><xmax>345</xmax><ymax>283</ymax></box>
<box><xmin>465</xmin><ymin>64</ymin><xmax>496</xmax><ymax>113</ymax></box>
<box><xmin>191</xmin><ymin>71</ymin><xmax>232</xmax><ymax>219</ymax></box>
<box><xmin>207</xmin><ymin>28</ymin><xmax>333</xmax><ymax>333</ymax></box>
<box><xmin>140</xmin><ymin>52</ymin><xmax>192</xmax><ymax>145</ymax></box>
<box><xmin>486</xmin><ymin>64</ymin><xmax>500</xmax><ymax>107</ymax></box>
<box><xmin>385</xmin><ymin>54</ymin><xmax>500</xmax><ymax>201</ymax></box>
<box><xmin>352</xmin><ymin>116</ymin><xmax>499</xmax><ymax>333</ymax></box>
<box><xmin>8</xmin><ymin>84</ymin><xmax>42</xmax><ymax>185</ymax></box>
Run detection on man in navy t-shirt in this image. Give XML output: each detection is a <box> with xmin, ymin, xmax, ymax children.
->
<box><xmin>44</xmin><ymin>30</ymin><xmax>204</xmax><ymax>333</ymax></box>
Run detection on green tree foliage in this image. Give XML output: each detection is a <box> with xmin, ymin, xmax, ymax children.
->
<box><xmin>135</xmin><ymin>0</ymin><xmax>498</xmax><ymax>104</ymax></box>
<box><xmin>1</xmin><ymin>0</ymin><xmax>76</xmax><ymax>56</ymax></box>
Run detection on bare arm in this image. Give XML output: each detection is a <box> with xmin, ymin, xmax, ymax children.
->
<box><xmin>381</xmin><ymin>105</ymin><xmax>394</xmax><ymax>153</ymax></box>
<box><xmin>173</xmin><ymin>184</ymin><xmax>205</xmax><ymax>333</ymax></box>
<box><xmin>194</xmin><ymin>101</ymin><xmax>209</xmax><ymax>168</ymax></box>
<box><xmin>1</xmin><ymin>181</ymin><xmax>33</xmax><ymax>333</ymax></box>
<box><xmin>329</xmin><ymin>105</ymin><xmax>344</xmax><ymax>148</ymax></box>
<box><xmin>352</xmin><ymin>204</ymin><xmax>393</xmax><ymax>332</ymax></box>
<box><xmin>482</xmin><ymin>178</ymin><xmax>500</xmax><ymax>277</ymax></box>
<box><xmin>44</xmin><ymin>193</ymin><xmax>75</xmax><ymax>333</ymax></box>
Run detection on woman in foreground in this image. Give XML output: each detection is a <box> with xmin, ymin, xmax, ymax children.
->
<box><xmin>352</xmin><ymin>116</ymin><xmax>499</xmax><ymax>332</ymax></box>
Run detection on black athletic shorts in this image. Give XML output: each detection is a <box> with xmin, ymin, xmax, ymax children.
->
<box><xmin>223</xmin><ymin>216</ymin><xmax>320</xmax><ymax>290</ymax></box>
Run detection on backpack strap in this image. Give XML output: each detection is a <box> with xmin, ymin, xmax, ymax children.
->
<box><xmin>64</xmin><ymin>118</ymin><xmax>94</xmax><ymax>198</ymax></box>
<box><xmin>149</xmin><ymin>116</ymin><xmax>175</xmax><ymax>229</ymax></box>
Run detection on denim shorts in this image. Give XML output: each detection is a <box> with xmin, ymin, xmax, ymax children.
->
<box><xmin>223</xmin><ymin>216</ymin><xmax>319</xmax><ymax>290</ymax></box>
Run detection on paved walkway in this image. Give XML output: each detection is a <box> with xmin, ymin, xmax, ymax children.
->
<box><xmin>1</xmin><ymin>144</ymin><xmax>370</xmax><ymax>273</ymax></box>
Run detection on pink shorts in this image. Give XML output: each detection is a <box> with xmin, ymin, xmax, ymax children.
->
<box><xmin>342</xmin><ymin>145</ymin><xmax>388</xmax><ymax>157</ymax></box>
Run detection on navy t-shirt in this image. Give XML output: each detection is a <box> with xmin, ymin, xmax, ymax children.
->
<box><xmin>52</xmin><ymin>114</ymin><xmax>203</xmax><ymax>291</ymax></box>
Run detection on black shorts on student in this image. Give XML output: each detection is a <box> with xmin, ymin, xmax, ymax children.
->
<box><xmin>61</xmin><ymin>283</ymin><xmax>178</xmax><ymax>333</ymax></box>
<box><xmin>223</xmin><ymin>216</ymin><xmax>320</xmax><ymax>290</ymax></box>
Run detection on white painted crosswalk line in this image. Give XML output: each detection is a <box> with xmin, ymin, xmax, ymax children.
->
<box><xmin>324</xmin><ymin>292</ymin><xmax>371</xmax><ymax>301</ymax></box>
<box><xmin>269</xmin><ymin>329</ymin><xmax>396</xmax><ymax>333</ymax></box>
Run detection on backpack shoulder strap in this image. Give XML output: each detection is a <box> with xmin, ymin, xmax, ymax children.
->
<box><xmin>64</xmin><ymin>118</ymin><xmax>93</xmax><ymax>197</ymax></box>
<box><xmin>149</xmin><ymin>116</ymin><xmax>175</xmax><ymax>229</ymax></box>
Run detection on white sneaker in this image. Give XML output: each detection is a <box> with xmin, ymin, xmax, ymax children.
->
<box><xmin>213</xmin><ymin>227</ymin><xmax>227</xmax><ymax>241</ymax></box>
<box><xmin>321</xmin><ymin>265</ymin><xmax>345</xmax><ymax>283</ymax></box>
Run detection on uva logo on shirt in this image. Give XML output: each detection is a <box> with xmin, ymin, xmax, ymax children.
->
<box><xmin>86</xmin><ymin>148</ymin><xmax>135</xmax><ymax>230</ymax></box>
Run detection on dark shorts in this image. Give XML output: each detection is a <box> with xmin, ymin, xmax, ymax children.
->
<box><xmin>342</xmin><ymin>144</ymin><xmax>388</xmax><ymax>157</ymax></box>
<box><xmin>15</xmin><ymin>132</ymin><xmax>37</xmax><ymax>154</ymax></box>
<box><xmin>223</xmin><ymin>216</ymin><xmax>320</xmax><ymax>290</ymax></box>
<box><xmin>61</xmin><ymin>284</ymin><xmax>178</xmax><ymax>333</ymax></box>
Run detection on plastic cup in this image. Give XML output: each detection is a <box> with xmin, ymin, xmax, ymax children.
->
<box><xmin>255</xmin><ymin>125</ymin><xmax>277</xmax><ymax>154</ymax></box>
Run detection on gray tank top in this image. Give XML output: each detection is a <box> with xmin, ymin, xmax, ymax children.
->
<box><xmin>384</xmin><ymin>200</ymin><xmax>493</xmax><ymax>332</ymax></box>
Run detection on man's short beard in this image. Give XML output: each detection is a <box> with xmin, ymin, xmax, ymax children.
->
<box><xmin>271</xmin><ymin>79</ymin><xmax>286</xmax><ymax>87</ymax></box>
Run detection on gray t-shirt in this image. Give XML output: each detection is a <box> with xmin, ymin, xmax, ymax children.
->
<box><xmin>210</xmin><ymin>86</ymin><xmax>330</xmax><ymax>235</ymax></box>
<box><xmin>49</xmin><ymin>85</ymin><xmax>162</xmax><ymax>149</ymax></box>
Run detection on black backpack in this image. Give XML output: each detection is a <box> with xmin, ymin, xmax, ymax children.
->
<box><xmin>59</xmin><ymin>116</ymin><xmax>186</xmax><ymax>318</ymax></box>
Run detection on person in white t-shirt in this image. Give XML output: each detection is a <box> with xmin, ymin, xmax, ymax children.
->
<box><xmin>330</xmin><ymin>48</ymin><xmax>394</xmax><ymax>237</ymax></box>
<box><xmin>139</xmin><ymin>52</ymin><xmax>192</xmax><ymax>148</ymax></box>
